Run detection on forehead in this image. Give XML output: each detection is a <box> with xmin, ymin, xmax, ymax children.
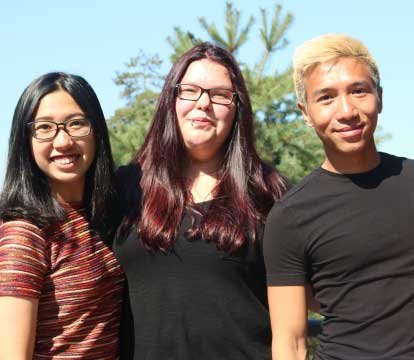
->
<box><xmin>35</xmin><ymin>90</ymin><xmax>83</xmax><ymax>118</ymax></box>
<box><xmin>305</xmin><ymin>57</ymin><xmax>374</xmax><ymax>93</ymax></box>
<box><xmin>181</xmin><ymin>59</ymin><xmax>232</xmax><ymax>87</ymax></box>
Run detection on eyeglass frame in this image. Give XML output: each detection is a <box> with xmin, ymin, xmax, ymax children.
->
<box><xmin>175</xmin><ymin>83</ymin><xmax>237</xmax><ymax>105</ymax></box>
<box><xmin>27</xmin><ymin>118</ymin><xmax>93</xmax><ymax>141</ymax></box>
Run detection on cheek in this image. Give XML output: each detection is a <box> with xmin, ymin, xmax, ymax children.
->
<box><xmin>216</xmin><ymin>105</ymin><xmax>236</xmax><ymax>125</ymax></box>
<box><xmin>84</xmin><ymin>135</ymin><xmax>96</xmax><ymax>165</ymax></box>
<box><xmin>175</xmin><ymin>100</ymin><xmax>196</xmax><ymax>136</ymax></box>
<box><xmin>175</xmin><ymin>98</ymin><xmax>194</xmax><ymax>122</ymax></box>
<box><xmin>308</xmin><ymin>106</ymin><xmax>333</xmax><ymax>129</ymax></box>
<box><xmin>364</xmin><ymin>101</ymin><xmax>380</xmax><ymax>117</ymax></box>
<box><xmin>30</xmin><ymin>141</ymin><xmax>48</xmax><ymax>168</ymax></box>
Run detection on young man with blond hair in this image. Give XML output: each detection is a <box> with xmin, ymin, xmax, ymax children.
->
<box><xmin>264</xmin><ymin>34</ymin><xmax>414</xmax><ymax>359</ymax></box>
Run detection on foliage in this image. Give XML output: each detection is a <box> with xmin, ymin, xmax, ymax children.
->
<box><xmin>109</xmin><ymin>51</ymin><xmax>163</xmax><ymax>165</ymax></box>
<box><xmin>113</xmin><ymin>50</ymin><xmax>163</xmax><ymax>103</ymax></box>
<box><xmin>108</xmin><ymin>1</ymin><xmax>325</xmax><ymax>182</ymax></box>
<box><xmin>166</xmin><ymin>28</ymin><xmax>202</xmax><ymax>64</ymax></box>
<box><xmin>256</xmin><ymin>117</ymin><xmax>324</xmax><ymax>183</ymax></box>
<box><xmin>198</xmin><ymin>2</ymin><xmax>254</xmax><ymax>54</ymax></box>
<box><xmin>108</xmin><ymin>90</ymin><xmax>159</xmax><ymax>165</ymax></box>
<box><xmin>307</xmin><ymin>311</ymin><xmax>324</xmax><ymax>359</ymax></box>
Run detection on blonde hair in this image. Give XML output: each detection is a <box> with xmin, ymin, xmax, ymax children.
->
<box><xmin>293</xmin><ymin>34</ymin><xmax>380</xmax><ymax>104</ymax></box>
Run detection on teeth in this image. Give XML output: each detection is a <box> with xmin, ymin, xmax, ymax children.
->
<box><xmin>52</xmin><ymin>156</ymin><xmax>77</xmax><ymax>165</ymax></box>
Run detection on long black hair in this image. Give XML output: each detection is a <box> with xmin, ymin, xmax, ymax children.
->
<box><xmin>133</xmin><ymin>42</ymin><xmax>288</xmax><ymax>252</ymax></box>
<box><xmin>0</xmin><ymin>72</ymin><xmax>116</xmax><ymax>235</ymax></box>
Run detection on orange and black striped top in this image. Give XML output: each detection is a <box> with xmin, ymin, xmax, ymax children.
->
<box><xmin>0</xmin><ymin>204</ymin><xmax>124</xmax><ymax>359</ymax></box>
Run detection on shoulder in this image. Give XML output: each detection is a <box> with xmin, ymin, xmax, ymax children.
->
<box><xmin>380</xmin><ymin>152</ymin><xmax>406</xmax><ymax>167</ymax></box>
<box><xmin>278</xmin><ymin>168</ymin><xmax>325</xmax><ymax>205</ymax></box>
<box><xmin>116</xmin><ymin>164</ymin><xmax>142</xmax><ymax>182</ymax></box>
<box><xmin>0</xmin><ymin>219</ymin><xmax>47</xmax><ymax>253</ymax></box>
<box><xmin>115</xmin><ymin>164</ymin><xmax>142</xmax><ymax>198</ymax></box>
<box><xmin>0</xmin><ymin>220</ymin><xmax>48</xmax><ymax>263</ymax></box>
<box><xmin>116</xmin><ymin>164</ymin><xmax>142</xmax><ymax>193</ymax></box>
<box><xmin>379</xmin><ymin>152</ymin><xmax>414</xmax><ymax>179</ymax></box>
<box><xmin>0</xmin><ymin>220</ymin><xmax>48</xmax><ymax>298</ymax></box>
<box><xmin>387</xmin><ymin>152</ymin><xmax>414</xmax><ymax>170</ymax></box>
<box><xmin>264</xmin><ymin>168</ymin><xmax>328</xmax><ymax>245</ymax></box>
<box><xmin>1</xmin><ymin>219</ymin><xmax>44</xmax><ymax>239</ymax></box>
<box><xmin>264</xmin><ymin>200</ymin><xmax>301</xmax><ymax>245</ymax></box>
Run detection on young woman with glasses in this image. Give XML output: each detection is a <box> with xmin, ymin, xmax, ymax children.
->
<box><xmin>114</xmin><ymin>42</ymin><xmax>288</xmax><ymax>359</ymax></box>
<box><xmin>0</xmin><ymin>72</ymin><xmax>124</xmax><ymax>359</ymax></box>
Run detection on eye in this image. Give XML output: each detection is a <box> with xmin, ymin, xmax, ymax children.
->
<box><xmin>352</xmin><ymin>88</ymin><xmax>368</xmax><ymax>96</ymax></box>
<box><xmin>317</xmin><ymin>94</ymin><xmax>333</xmax><ymax>103</ymax></box>
<box><xmin>34</xmin><ymin>122</ymin><xmax>54</xmax><ymax>132</ymax></box>
<box><xmin>180</xmin><ymin>85</ymin><xmax>198</xmax><ymax>93</ymax></box>
<box><xmin>212</xmin><ymin>89</ymin><xmax>232</xmax><ymax>98</ymax></box>
<box><xmin>67</xmin><ymin>118</ymin><xmax>88</xmax><ymax>128</ymax></box>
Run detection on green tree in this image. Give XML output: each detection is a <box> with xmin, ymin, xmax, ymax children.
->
<box><xmin>198</xmin><ymin>2</ymin><xmax>254</xmax><ymax>54</ymax></box>
<box><xmin>108</xmin><ymin>52</ymin><xmax>163</xmax><ymax>165</ymax></box>
<box><xmin>166</xmin><ymin>28</ymin><xmax>201</xmax><ymax>63</ymax></box>
<box><xmin>108</xmin><ymin>2</ymin><xmax>325</xmax><ymax>183</ymax></box>
<box><xmin>108</xmin><ymin>90</ymin><xmax>159</xmax><ymax>165</ymax></box>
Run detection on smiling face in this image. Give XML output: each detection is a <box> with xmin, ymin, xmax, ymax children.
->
<box><xmin>299</xmin><ymin>57</ymin><xmax>382</xmax><ymax>172</ymax></box>
<box><xmin>31</xmin><ymin>90</ymin><xmax>96</xmax><ymax>202</ymax></box>
<box><xmin>175</xmin><ymin>59</ymin><xmax>237</xmax><ymax>163</ymax></box>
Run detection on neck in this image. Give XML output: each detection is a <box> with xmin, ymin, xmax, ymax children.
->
<box><xmin>185</xmin><ymin>155</ymin><xmax>222</xmax><ymax>180</ymax></box>
<box><xmin>185</xmin><ymin>156</ymin><xmax>222</xmax><ymax>203</ymax></box>
<box><xmin>51</xmin><ymin>181</ymin><xmax>84</xmax><ymax>204</ymax></box>
<box><xmin>322</xmin><ymin>146</ymin><xmax>380</xmax><ymax>174</ymax></box>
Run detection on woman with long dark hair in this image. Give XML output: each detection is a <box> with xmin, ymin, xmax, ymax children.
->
<box><xmin>115</xmin><ymin>42</ymin><xmax>288</xmax><ymax>359</ymax></box>
<box><xmin>0</xmin><ymin>72</ymin><xmax>124</xmax><ymax>359</ymax></box>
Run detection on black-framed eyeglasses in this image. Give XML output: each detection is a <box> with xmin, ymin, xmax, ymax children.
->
<box><xmin>27</xmin><ymin>118</ymin><xmax>92</xmax><ymax>140</ymax></box>
<box><xmin>175</xmin><ymin>84</ymin><xmax>237</xmax><ymax>105</ymax></box>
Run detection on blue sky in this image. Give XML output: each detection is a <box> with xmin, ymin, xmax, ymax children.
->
<box><xmin>1</xmin><ymin>1</ymin><xmax>413</xmax><ymax>182</ymax></box>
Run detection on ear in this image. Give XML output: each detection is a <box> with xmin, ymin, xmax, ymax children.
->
<box><xmin>298</xmin><ymin>101</ymin><xmax>313</xmax><ymax>127</ymax></box>
<box><xmin>376</xmin><ymin>86</ymin><xmax>383</xmax><ymax>114</ymax></box>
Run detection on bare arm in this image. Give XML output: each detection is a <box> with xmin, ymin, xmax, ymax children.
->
<box><xmin>0</xmin><ymin>296</ymin><xmax>38</xmax><ymax>360</ymax></box>
<box><xmin>268</xmin><ymin>286</ymin><xmax>308</xmax><ymax>360</ymax></box>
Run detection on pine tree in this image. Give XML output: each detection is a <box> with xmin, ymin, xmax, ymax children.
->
<box><xmin>108</xmin><ymin>2</ymin><xmax>325</xmax><ymax>183</ymax></box>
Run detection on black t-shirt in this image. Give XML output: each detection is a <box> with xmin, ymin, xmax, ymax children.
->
<box><xmin>114</xmin><ymin>165</ymin><xmax>271</xmax><ymax>360</ymax></box>
<box><xmin>264</xmin><ymin>153</ymin><xmax>414</xmax><ymax>359</ymax></box>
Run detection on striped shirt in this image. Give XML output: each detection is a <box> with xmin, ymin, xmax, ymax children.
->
<box><xmin>0</xmin><ymin>204</ymin><xmax>124</xmax><ymax>359</ymax></box>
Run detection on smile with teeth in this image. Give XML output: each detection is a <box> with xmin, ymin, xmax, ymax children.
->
<box><xmin>50</xmin><ymin>155</ymin><xmax>79</xmax><ymax>165</ymax></box>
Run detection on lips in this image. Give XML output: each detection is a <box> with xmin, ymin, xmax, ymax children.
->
<box><xmin>335</xmin><ymin>124</ymin><xmax>364</xmax><ymax>138</ymax></box>
<box><xmin>190</xmin><ymin>117</ymin><xmax>214</xmax><ymax>128</ymax></box>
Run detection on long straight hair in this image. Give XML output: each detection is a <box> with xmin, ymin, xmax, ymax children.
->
<box><xmin>0</xmin><ymin>72</ymin><xmax>117</xmax><ymax>236</ymax></box>
<box><xmin>133</xmin><ymin>43</ymin><xmax>287</xmax><ymax>252</ymax></box>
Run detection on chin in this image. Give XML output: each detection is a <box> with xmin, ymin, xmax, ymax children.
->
<box><xmin>336</xmin><ymin>141</ymin><xmax>375</xmax><ymax>157</ymax></box>
<box><xmin>50</xmin><ymin>175</ymin><xmax>85</xmax><ymax>187</ymax></box>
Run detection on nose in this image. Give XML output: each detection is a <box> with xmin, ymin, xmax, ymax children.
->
<box><xmin>196</xmin><ymin>90</ymin><xmax>212</xmax><ymax>109</ymax></box>
<box><xmin>52</xmin><ymin>128</ymin><xmax>74</xmax><ymax>149</ymax></box>
<box><xmin>336</xmin><ymin>95</ymin><xmax>357</xmax><ymax>121</ymax></box>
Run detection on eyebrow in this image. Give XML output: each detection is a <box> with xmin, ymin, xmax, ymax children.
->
<box><xmin>310</xmin><ymin>88</ymin><xmax>333</xmax><ymax>99</ymax></box>
<box><xmin>34</xmin><ymin>112</ymin><xmax>86</xmax><ymax>121</ymax></box>
<box><xmin>310</xmin><ymin>80</ymin><xmax>374</xmax><ymax>99</ymax></box>
<box><xmin>180</xmin><ymin>83</ymin><xmax>234</xmax><ymax>90</ymax></box>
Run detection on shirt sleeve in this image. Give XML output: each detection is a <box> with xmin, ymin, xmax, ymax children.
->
<box><xmin>0</xmin><ymin>220</ymin><xmax>48</xmax><ymax>298</ymax></box>
<box><xmin>263</xmin><ymin>203</ymin><xmax>308</xmax><ymax>286</ymax></box>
